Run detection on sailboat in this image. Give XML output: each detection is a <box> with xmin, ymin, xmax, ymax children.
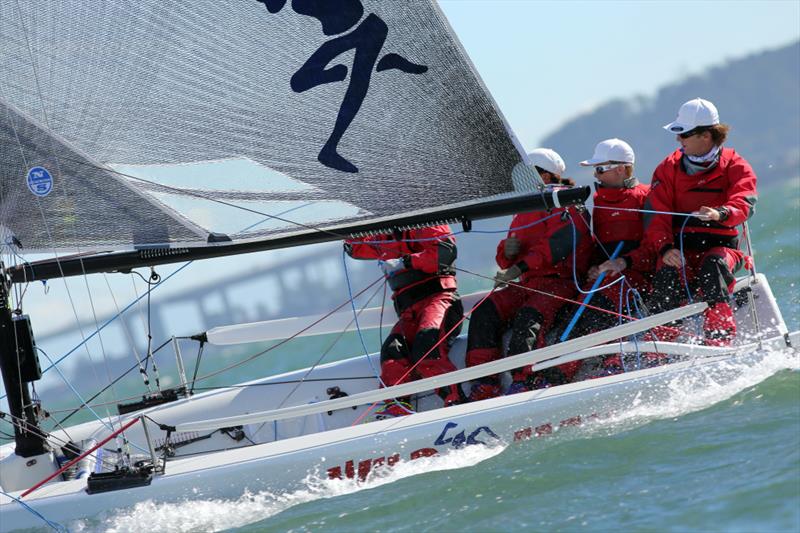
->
<box><xmin>0</xmin><ymin>1</ymin><xmax>796</xmax><ymax>530</ymax></box>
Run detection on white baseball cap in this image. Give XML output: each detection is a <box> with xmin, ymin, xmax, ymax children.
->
<box><xmin>663</xmin><ymin>98</ymin><xmax>719</xmax><ymax>133</ymax></box>
<box><xmin>528</xmin><ymin>148</ymin><xmax>566</xmax><ymax>176</ymax></box>
<box><xmin>580</xmin><ymin>138</ymin><xmax>635</xmax><ymax>166</ymax></box>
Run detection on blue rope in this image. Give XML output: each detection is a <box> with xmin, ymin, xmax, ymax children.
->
<box><xmin>678</xmin><ymin>215</ymin><xmax>694</xmax><ymax>304</ymax></box>
<box><xmin>352</xmin><ymin>212</ymin><xmax>561</xmax><ymax>244</ymax></box>
<box><xmin>0</xmin><ymin>490</ymin><xmax>69</xmax><ymax>532</ymax></box>
<box><xmin>593</xmin><ymin>206</ymin><xmax>704</xmax><ymax>218</ymax></box>
<box><xmin>616</xmin><ymin>279</ymin><xmax>628</xmax><ymax>371</ymax></box>
<box><xmin>341</xmin><ymin>249</ymin><xmax>385</xmax><ymax>386</ymax></box>
<box><xmin>2</xmin><ymin>204</ymin><xmax>309</xmax><ymax>401</ymax></box>
<box><xmin>560</xmin><ymin>239</ymin><xmax>625</xmax><ymax>342</ymax></box>
<box><xmin>36</xmin><ymin>347</ymin><xmax>113</xmax><ymax>432</ymax></box>
<box><xmin>0</xmin><ymin>263</ymin><xmax>191</xmax><ymax>402</ymax></box>
<box><xmin>624</xmin><ymin>286</ymin><xmax>645</xmax><ymax>370</ymax></box>
<box><xmin>567</xmin><ymin>213</ymin><xmax>626</xmax><ymax>295</ymax></box>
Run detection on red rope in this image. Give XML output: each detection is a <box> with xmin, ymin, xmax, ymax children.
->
<box><xmin>21</xmin><ymin>417</ymin><xmax>140</xmax><ymax>498</ymax></box>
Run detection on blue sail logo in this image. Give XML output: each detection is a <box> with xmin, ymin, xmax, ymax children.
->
<box><xmin>26</xmin><ymin>167</ymin><xmax>53</xmax><ymax>197</ymax></box>
<box><xmin>256</xmin><ymin>0</ymin><xmax>429</xmax><ymax>174</ymax></box>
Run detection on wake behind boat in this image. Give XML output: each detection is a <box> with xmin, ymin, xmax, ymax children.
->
<box><xmin>0</xmin><ymin>1</ymin><xmax>797</xmax><ymax>531</ymax></box>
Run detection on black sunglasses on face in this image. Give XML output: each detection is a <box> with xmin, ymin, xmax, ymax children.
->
<box><xmin>678</xmin><ymin>127</ymin><xmax>709</xmax><ymax>139</ymax></box>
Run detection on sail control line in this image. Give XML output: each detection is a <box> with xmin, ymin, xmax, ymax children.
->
<box><xmin>173</xmin><ymin>302</ymin><xmax>707</xmax><ymax>433</ymax></box>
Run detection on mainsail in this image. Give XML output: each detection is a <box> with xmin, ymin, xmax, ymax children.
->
<box><xmin>1</xmin><ymin>0</ymin><xmax>586</xmax><ymax>280</ymax></box>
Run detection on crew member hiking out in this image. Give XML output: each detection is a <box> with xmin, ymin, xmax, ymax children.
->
<box><xmin>345</xmin><ymin>225</ymin><xmax>464</xmax><ymax>416</ymax></box>
<box><xmin>568</xmin><ymin>139</ymin><xmax>650</xmax><ymax>374</ymax></box>
<box><xmin>464</xmin><ymin>148</ymin><xmax>594</xmax><ymax>400</ymax></box>
<box><xmin>597</xmin><ymin>98</ymin><xmax>758</xmax><ymax>346</ymax></box>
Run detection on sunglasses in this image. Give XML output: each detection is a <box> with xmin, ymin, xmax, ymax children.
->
<box><xmin>594</xmin><ymin>163</ymin><xmax>625</xmax><ymax>174</ymax></box>
<box><xmin>678</xmin><ymin>127</ymin><xmax>710</xmax><ymax>139</ymax></box>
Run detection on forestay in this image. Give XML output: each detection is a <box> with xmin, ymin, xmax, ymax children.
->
<box><xmin>1</xmin><ymin>0</ymin><xmax>540</xmax><ymax>255</ymax></box>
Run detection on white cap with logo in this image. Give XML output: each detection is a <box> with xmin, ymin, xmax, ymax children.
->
<box><xmin>528</xmin><ymin>148</ymin><xmax>566</xmax><ymax>176</ymax></box>
<box><xmin>663</xmin><ymin>97</ymin><xmax>720</xmax><ymax>133</ymax></box>
<box><xmin>580</xmin><ymin>138</ymin><xmax>635</xmax><ymax>166</ymax></box>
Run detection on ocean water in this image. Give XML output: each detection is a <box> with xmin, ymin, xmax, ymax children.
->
<box><xmin>9</xmin><ymin>181</ymin><xmax>800</xmax><ymax>532</ymax></box>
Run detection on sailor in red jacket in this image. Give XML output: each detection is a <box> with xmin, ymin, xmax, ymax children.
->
<box><xmin>345</xmin><ymin>225</ymin><xmax>463</xmax><ymax>413</ymax></box>
<box><xmin>465</xmin><ymin>149</ymin><xmax>594</xmax><ymax>400</ymax></box>
<box><xmin>567</xmin><ymin>139</ymin><xmax>651</xmax><ymax>345</ymax></box>
<box><xmin>598</xmin><ymin>98</ymin><xmax>757</xmax><ymax>346</ymax></box>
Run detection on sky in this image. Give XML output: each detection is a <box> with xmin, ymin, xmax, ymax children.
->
<box><xmin>438</xmin><ymin>0</ymin><xmax>800</xmax><ymax>151</ymax></box>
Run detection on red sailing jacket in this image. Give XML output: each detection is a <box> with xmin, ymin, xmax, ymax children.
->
<box><xmin>496</xmin><ymin>206</ymin><xmax>593</xmax><ymax>283</ymax></box>
<box><xmin>592</xmin><ymin>181</ymin><xmax>650</xmax><ymax>262</ymax></box>
<box><xmin>345</xmin><ymin>225</ymin><xmax>457</xmax><ymax>308</ymax></box>
<box><xmin>626</xmin><ymin>147</ymin><xmax>758</xmax><ymax>271</ymax></box>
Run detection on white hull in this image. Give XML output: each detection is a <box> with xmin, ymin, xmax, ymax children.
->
<box><xmin>0</xmin><ymin>275</ymin><xmax>796</xmax><ymax>531</ymax></box>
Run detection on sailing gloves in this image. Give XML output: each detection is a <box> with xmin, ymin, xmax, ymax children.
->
<box><xmin>503</xmin><ymin>235</ymin><xmax>521</xmax><ymax>259</ymax></box>
<box><xmin>493</xmin><ymin>264</ymin><xmax>522</xmax><ymax>288</ymax></box>
<box><xmin>380</xmin><ymin>258</ymin><xmax>406</xmax><ymax>277</ymax></box>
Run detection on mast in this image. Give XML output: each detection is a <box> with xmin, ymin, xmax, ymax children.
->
<box><xmin>0</xmin><ymin>260</ymin><xmax>48</xmax><ymax>456</ymax></box>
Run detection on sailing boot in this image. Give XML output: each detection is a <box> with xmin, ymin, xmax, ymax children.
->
<box><xmin>703</xmin><ymin>302</ymin><xmax>736</xmax><ymax>347</ymax></box>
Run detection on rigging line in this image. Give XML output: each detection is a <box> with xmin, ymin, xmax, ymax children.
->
<box><xmin>0</xmin><ymin>409</ymin><xmax>116</xmax><ymax>471</ymax></box>
<box><xmin>36</xmin><ymin>347</ymin><xmax>112</xmax><ymax>433</ymax></box>
<box><xmin>51</xmin><ymin>154</ymin><xmax>350</xmax><ymax>241</ymax></box>
<box><xmin>350</xmin><ymin>289</ymin><xmax>497</xmax><ymax>427</ymax></box>
<box><xmin>102</xmin><ymin>272</ymin><xmax>152</xmax><ymax>393</ymax></box>
<box><xmin>0</xmin><ymin>490</ymin><xmax>67</xmax><ymax>532</ymax></box>
<box><xmin>678</xmin><ymin>215</ymin><xmax>694</xmax><ymax>304</ymax></box>
<box><xmin>12</xmin><ymin>0</ymin><xmax>53</xmax><ymax>132</ymax></box>
<box><xmin>352</xmin><ymin>211</ymin><xmax>561</xmax><ymax>244</ymax></box>
<box><xmin>251</xmin><ymin>279</ymin><xmax>386</xmax><ymax>439</ymax></box>
<box><xmin>566</xmin><ymin>212</ymin><xmax>627</xmax><ymax>295</ymax></box>
<box><xmin>12</xmin><ymin>199</ymin><xmax>321</xmax><ymax>406</ymax></box>
<box><xmin>189</xmin><ymin>276</ymin><xmax>384</xmax><ymax>386</ymax></box>
<box><xmin>275</xmin><ymin>278</ymin><xmax>385</xmax><ymax>410</ymax></box>
<box><xmin>342</xmin><ymin>250</ymin><xmax>384</xmax><ymax>385</ymax></box>
<box><xmin>54</xmin><ymin>337</ymin><xmax>174</xmax><ymax>427</ymax></box>
<box><xmin>454</xmin><ymin>265</ymin><xmax>645</xmax><ymax>327</ymax></box>
<box><xmin>41</xmin><ymin>373</ymin><xmax>384</xmax><ymax>414</ymax></box>
<box><xmin>593</xmin><ymin>206</ymin><xmax>705</xmax><ymax>218</ymax></box>
<box><xmin>76</xmin><ymin>257</ymin><xmax>120</xmax><ymax>427</ymax></box>
<box><xmin>1</xmin><ymin>82</ymin><xmax>120</xmax><ymax>429</ymax></box>
<box><xmin>677</xmin><ymin>216</ymin><xmax>704</xmax><ymax>340</ymax></box>
<box><xmin>0</xmin><ymin>264</ymin><xmax>190</xmax><ymax>402</ymax></box>
<box><xmin>0</xmin><ymin>83</ymin><xmax>40</xmax><ymax>416</ymax></box>
<box><xmin>47</xmin><ymin>152</ymin><xmax>564</xmax><ymax>253</ymax></box>
<box><xmin>378</xmin><ymin>280</ymin><xmax>388</xmax><ymax>348</ymax></box>
<box><xmin>144</xmin><ymin>270</ymin><xmax>163</xmax><ymax>389</ymax></box>
<box><xmin>1</xmin><ymin>242</ymin><xmax>31</xmax><ymax>307</ymax></box>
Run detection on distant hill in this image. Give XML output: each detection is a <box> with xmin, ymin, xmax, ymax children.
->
<box><xmin>541</xmin><ymin>40</ymin><xmax>800</xmax><ymax>188</ymax></box>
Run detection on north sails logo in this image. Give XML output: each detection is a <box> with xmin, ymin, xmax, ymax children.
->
<box><xmin>256</xmin><ymin>0</ymin><xmax>429</xmax><ymax>174</ymax></box>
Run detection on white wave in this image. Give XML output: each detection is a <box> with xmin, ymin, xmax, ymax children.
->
<box><xmin>71</xmin><ymin>443</ymin><xmax>506</xmax><ymax>533</ymax></box>
<box><xmin>593</xmin><ymin>346</ymin><xmax>798</xmax><ymax>432</ymax></box>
